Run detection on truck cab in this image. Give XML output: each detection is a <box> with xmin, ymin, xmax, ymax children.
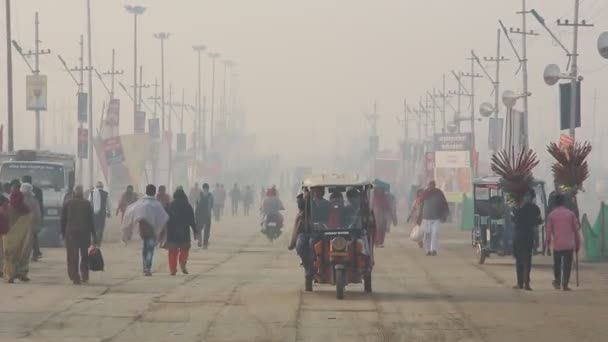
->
<box><xmin>0</xmin><ymin>150</ymin><xmax>76</xmax><ymax>247</ymax></box>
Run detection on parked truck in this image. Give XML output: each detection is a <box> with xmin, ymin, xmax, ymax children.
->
<box><xmin>0</xmin><ymin>150</ymin><xmax>76</xmax><ymax>247</ymax></box>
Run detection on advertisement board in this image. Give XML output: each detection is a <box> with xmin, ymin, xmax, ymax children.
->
<box><xmin>103</xmin><ymin>137</ymin><xmax>125</xmax><ymax>165</ymax></box>
<box><xmin>77</xmin><ymin>92</ymin><xmax>88</xmax><ymax>123</ymax></box>
<box><xmin>26</xmin><ymin>75</ymin><xmax>48</xmax><ymax>111</ymax></box>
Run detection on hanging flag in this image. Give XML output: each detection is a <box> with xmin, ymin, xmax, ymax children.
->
<box><xmin>106</xmin><ymin>99</ymin><xmax>120</xmax><ymax>127</ymax></box>
<box><xmin>134</xmin><ymin>111</ymin><xmax>146</xmax><ymax>133</ymax></box>
<box><xmin>559</xmin><ymin>82</ymin><xmax>582</xmax><ymax>131</ymax></box>
<box><xmin>77</xmin><ymin>92</ymin><xmax>88</xmax><ymax>123</ymax></box>
<box><xmin>26</xmin><ymin>75</ymin><xmax>48</xmax><ymax>111</ymax></box>
<box><xmin>148</xmin><ymin>118</ymin><xmax>160</xmax><ymax>138</ymax></box>
<box><xmin>78</xmin><ymin>128</ymin><xmax>89</xmax><ymax>159</ymax></box>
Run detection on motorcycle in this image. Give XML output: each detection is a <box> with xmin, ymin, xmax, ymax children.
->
<box><xmin>261</xmin><ymin>212</ymin><xmax>283</xmax><ymax>241</ymax></box>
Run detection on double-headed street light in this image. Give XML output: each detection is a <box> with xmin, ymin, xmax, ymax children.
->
<box><xmin>502</xmin><ymin>90</ymin><xmax>531</xmax><ymax>150</ymax></box>
<box><xmin>125</xmin><ymin>5</ymin><xmax>146</xmax><ymax>131</ymax></box>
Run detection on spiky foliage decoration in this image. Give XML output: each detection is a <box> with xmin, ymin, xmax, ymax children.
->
<box><xmin>547</xmin><ymin>141</ymin><xmax>592</xmax><ymax>194</ymax></box>
<box><xmin>491</xmin><ymin>147</ymin><xmax>540</xmax><ymax>207</ymax></box>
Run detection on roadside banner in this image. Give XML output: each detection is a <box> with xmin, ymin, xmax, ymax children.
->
<box><xmin>434</xmin><ymin>133</ymin><xmax>472</xmax><ymax>151</ymax></box>
<box><xmin>148</xmin><ymin>118</ymin><xmax>160</xmax><ymax>138</ymax></box>
<box><xmin>434</xmin><ymin>133</ymin><xmax>473</xmax><ymax>203</ymax></box>
<box><xmin>77</xmin><ymin>92</ymin><xmax>88</xmax><ymax>123</ymax></box>
<box><xmin>134</xmin><ymin>111</ymin><xmax>146</xmax><ymax>133</ymax></box>
<box><xmin>103</xmin><ymin>137</ymin><xmax>125</xmax><ymax>165</ymax></box>
<box><xmin>488</xmin><ymin>117</ymin><xmax>503</xmax><ymax>151</ymax></box>
<box><xmin>78</xmin><ymin>128</ymin><xmax>88</xmax><ymax>159</ymax></box>
<box><xmin>26</xmin><ymin>75</ymin><xmax>47</xmax><ymax>111</ymax></box>
<box><xmin>106</xmin><ymin>99</ymin><xmax>120</xmax><ymax>127</ymax></box>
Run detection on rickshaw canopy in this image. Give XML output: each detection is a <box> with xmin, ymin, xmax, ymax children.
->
<box><xmin>473</xmin><ymin>176</ymin><xmax>545</xmax><ymax>188</ymax></box>
<box><xmin>302</xmin><ymin>173</ymin><xmax>372</xmax><ymax>188</ymax></box>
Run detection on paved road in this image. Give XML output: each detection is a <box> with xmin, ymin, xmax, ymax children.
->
<box><xmin>2</xmin><ymin>215</ymin><xmax>608</xmax><ymax>342</ymax></box>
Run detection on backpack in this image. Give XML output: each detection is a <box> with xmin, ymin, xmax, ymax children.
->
<box><xmin>88</xmin><ymin>247</ymin><xmax>105</xmax><ymax>271</ymax></box>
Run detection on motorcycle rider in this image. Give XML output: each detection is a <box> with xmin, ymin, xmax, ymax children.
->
<box><xmin>261</xmin><ymin>187</ymin><xmax>284</xmax><ymax>232</ymax></box>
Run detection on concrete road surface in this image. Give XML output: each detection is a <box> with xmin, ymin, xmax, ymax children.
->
<box><xmin>2</xmin><ymin>215</ymin><xmax>608</xmax><ymax>342</ymax></box>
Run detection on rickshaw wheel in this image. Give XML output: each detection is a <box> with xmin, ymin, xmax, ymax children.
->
<box><xmin>477</xmin><ymin>245</ymin><xmax>487</xmax><ymax>265</ymax></box>
<box><xmin>335</xmin><ymin>269</ymin><xmax>345</xmax><ymax>300</ymax></box>
<box><xmin>364</xmin><ymin>274</ymin><xmax>372</xmax><ymax>293</ymax></box>
<box><xmin>305</xmin><ymin>275</ymin><xmax>313</xmax><ymax>292</ymax></box>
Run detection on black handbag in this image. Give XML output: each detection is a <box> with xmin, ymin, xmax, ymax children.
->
<box><xmin>88</xmin><ymin>247</ymin><xmax>105</xmax><ymax>271</ymax></box>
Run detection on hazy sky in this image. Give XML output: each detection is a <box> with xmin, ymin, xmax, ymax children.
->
<box><xmin>1</xmin><ymin>0</ymin><xmax>608</xmax><ymax>168</ymax></box>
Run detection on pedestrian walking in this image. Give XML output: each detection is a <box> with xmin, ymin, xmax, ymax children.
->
<box><xmin>21</xmin><ymin>176</ymin><xmax>43</xmax><ymax>262</ymax></box>
<box><xmin>61</xmin><ymin>185</ymin><xmax>97</xmax><ymax>285</ymax></box>
<box><xmin>0</xmin><ymin>194</ymin><xmax>10</xmax><ymax>278</ymax></box>
<box><xmin>122</xmin><ymin>185</ymin><xmax>169</xmax><ymax>276</ymax></box>
<box><xmin>512</xmin><ymin>189</ymin><xmax>543</xmax><ymax>290</ymax></box>
<box><xmin>229</xmin><ymin>184</ymin><xmax>241</xmax><ymax>216</ymax></box>
<box><xmin>157</xmin><ymin>185</ymin><xmax>172</xmax><ymax>209</ymax></box>
<box><xmin>3</xmin><ymin>183</ymin><xmax>41</xmax><ymax>283</ymax></box>
<box><xmin>195</xmin><ymin>183</ymin><xmax>214</xmax><ymax>249</ymax></box>
<box><xmin>89</xmin><ymin>181</ymin><xmax>111</xmax><ymax>246</ymax></box>
<box><xmin>164</xmin><ymin>188</ymin><xmax>196</xmax><ymax>275</ymax></box>
<box><xmin>243</xmin><ymin>185</ymin><xmax>254</xmax><ymax>216</ymax></box>
<box><xmin>116</xmin><ymin>185</ymin><xmax>139</xmax><ymax>221</ymax></box>
<box><xmin>546</xmin><ymin>193</ymin><xmax>581</xmax><ymax>291</ymax></box>
<box><xmin>371</xmin><ymin>182</ymin><xmax>393</xmax><ymax>248</ymax></box>
<box><xmin>189</xmin><ymin>182</ymin><xmax>200</xmax><ymax>209</ymax></box>
<box><xmin>419</xmin><ymin>181</ymin><xmax>449</xmax><ymax>255</ymax></box>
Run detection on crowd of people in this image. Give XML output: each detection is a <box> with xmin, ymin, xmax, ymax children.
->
<box><xmin>0</xmin><ymin>174</ymin><xmax>582</xmax><ymax>293</ymax></box>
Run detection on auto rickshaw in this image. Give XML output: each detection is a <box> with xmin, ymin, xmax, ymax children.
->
<box><xmin>472</xmin><ymin>176</ymin><xmax>548</xmax><ymax>264</ymax></box>
<box><xmin>301</xmin><ymin>174</ymin><xmax>374</xmax><ymax>300</ymax></box>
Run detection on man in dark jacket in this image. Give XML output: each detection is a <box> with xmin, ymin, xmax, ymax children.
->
<box><xmin>512</xmin><ymin>189</ymin><xmax>543</xmax><ymax>290</ymax></box>
<box><xmin>420</xmin><ymin>181</ymin><xmax>449</xmax><ymax>256</ymax></box>
<box><xmin>195</xmin><ymin>183</ymin><xmax>214</xmax><ymax>249</ymax></box>
<box><xmin>22</xmin><ymin>175</ymin><xmax>43</xmax><ymax>261</ymax></box>
<box><xmin>61</xmin><ymin>185</ymin><xmax>97</xmax><ymax>285</ymax></box>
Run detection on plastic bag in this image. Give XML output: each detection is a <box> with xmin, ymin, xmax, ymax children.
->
<box><xmin>409</xmin><ymin>225</ymin><xmax>423</xmax><ymax>242</ymax></box>
<box><xmin>88</xmin><ymin>247</ymin><xmax>105</xmax><ymax>272</ymax></box>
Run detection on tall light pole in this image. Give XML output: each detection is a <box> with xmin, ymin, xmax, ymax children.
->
<box><xmin>86</xmin><ymin>0</ymin><xmax>97</xmax><ymax>187</ymax></box>
<box><xmin>193</xmin><ymin>45</ymin><xmax>206</xmax><ymax>157</ymax></box>
<box><xmin>5</xmin><ymin>0</ymin><xmax>14</xmax><ymax>152</ymax></box>
<box><xmin>154</xmin><ymin>32</ymin><xmax>170</xmax><ymax>133</ymax></box>
<box><xmin>208</xmin><ymin>52</ymin><xmax>220</xmax><ymax>147</ymax></box>
<box><xmin>125</xmin><ymin>5</ymin><xmax>146</xmax><ymax>135</ymax></box>
<box><xmin>221</xmin><ymin>59</ymin><xmax>234</xmax><ymax>135</ymax></box>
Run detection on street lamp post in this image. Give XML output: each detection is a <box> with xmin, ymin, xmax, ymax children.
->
<box><xmin>125</xmin><ymin>5</ymin><xmax>146</xmax><ymax>134</ymax></box>
<box><xmin>5</xmin><ymin>0</ymin><xmax>14</xmax><ymax>152</ymax></box>
<box><xmin>208</xmin><ymin>52</ymin><xmax>220</xmax><ymax>147</ymax></box>
<box><xmin>192</xmin><ymin>45</ymin><xmax>206</xmax><ymax>157</ymax></box>
<box><xmin>154</xmin><ymin>33</ymin><xmax>170</xmax><ymax>133</ymax></box>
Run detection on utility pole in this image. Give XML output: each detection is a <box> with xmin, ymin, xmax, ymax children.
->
<box><xmin>101</xmin><ymin>49</ymin><xmax>124</xmax><ymax>99</ymax></box>
<box><xmin>58</xmin><ymin>35</ymin><xmax>90</xmax><ymax>184</ymax></box>
<box><xmin>557</xmin><ymin>0</ymin><xmax>592</xmax><ymax>139</ymax></box>
<box><xmin>193</xmin><ymin>45</ymin><xmax>206</xmax><ymax>157</ymax></box>
<box><xmin>154</xmin><ymin>32</ymin><xmax>170</xmax><ymax>133</ymax></box>
<box><xmin>85</xmin><ymin>0</ymin><xmax>95</xmax><ymax>188</ymax></box>
<box><xmin>483</xmin><ymin>30</ymin><xmax>508</xmax><ymax>121</ymax></box>
<box><xmin>5</xmin><ymin>0</ymin><xmax>14</xmax><ymax>151</ymax></box>
<box><xmin>461</xmin><ymin>52</ymin><xmax>483</xmax><ymax>147</ymax></box>
<box><xmin>14</xmin><ymin>12</ymin><xmax>52</xmax><ymax>150</ymax></box>
<box><xmin>149</xmin><ymin>78</ymin><xmax>160</xmax><ymax>118</ymax></box>
<box><xmin>504</xmin><ymin>0</ymin><xmax>538</xmax><ymax>147</ymax></box>
<box><xmin>208</xmin><ymin>52</ymin><xmax>220</xmax><ymax>147</ymax></box>
<box><xmin>180</xmin><ymin>88</ymin><xmax>185</xmax><ymax>133</ymax></box>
